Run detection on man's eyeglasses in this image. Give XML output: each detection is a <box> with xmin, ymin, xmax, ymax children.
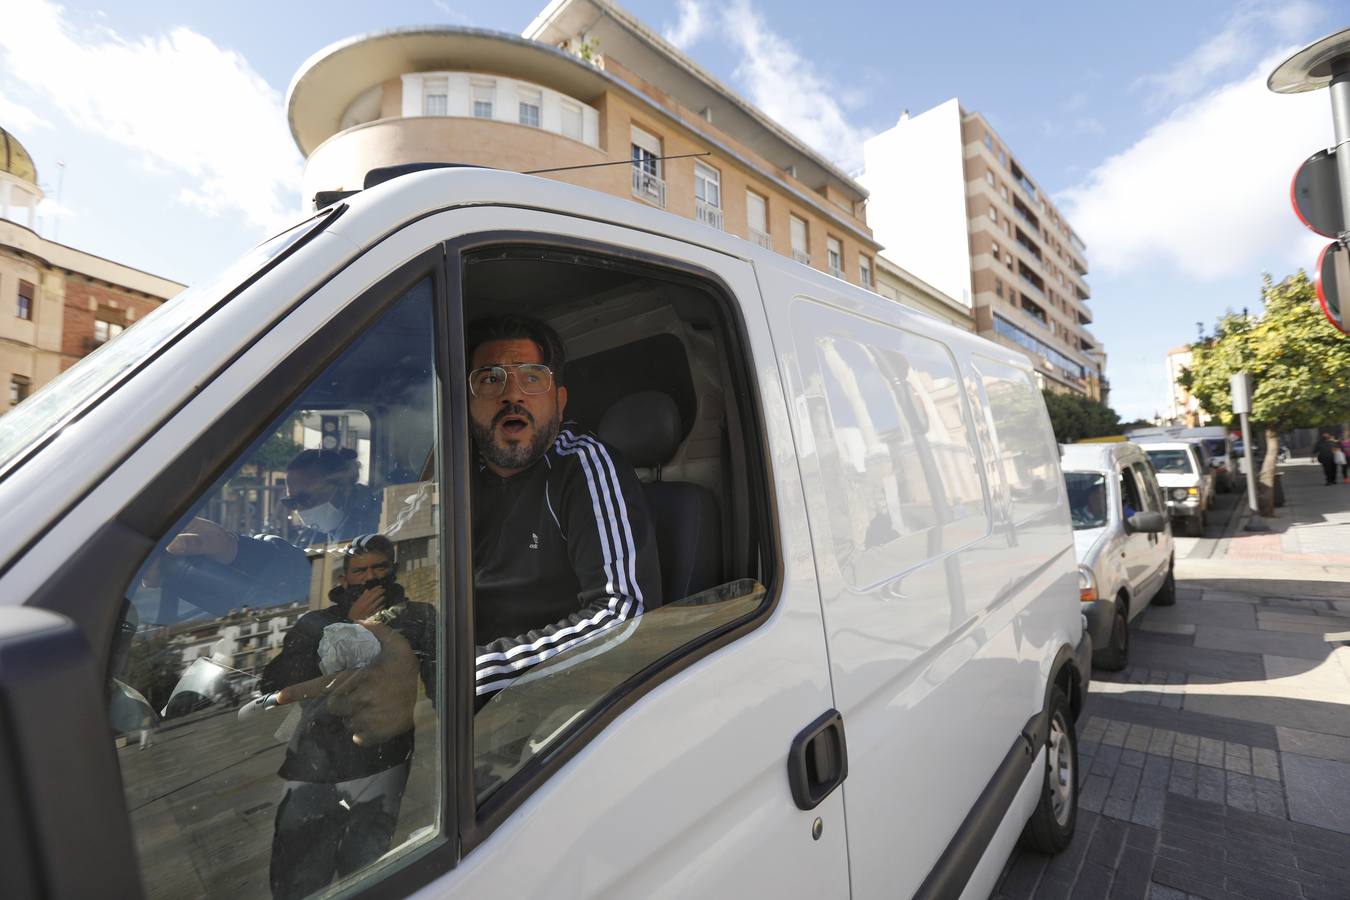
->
<box><xmin>469</xmin><ymin>363</ymin><xmax>555</xmax><ymax>398</ymax></box>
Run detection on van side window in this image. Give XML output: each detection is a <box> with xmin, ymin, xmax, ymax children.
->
<box><xmin>463</xmin><ymin>245</ymin><xmax>774</xmax><ymax>808</ymax></box>
<box><xmin>105</xmin><ymin>276</ymin><xmax>446</xmax><ymax>899</ymax></box>
<box><xmin>1130</xmin><ymin>462</ymin><xmax>1162</xmax><ymax>513</ymax></box>
<box><xmin>790</xmin><ymin>301</ymin><xmax>989</xmax><ymax>586</ymax></box>
<box><xmin>972</xmin><ymin>357</ymin><xmax>1061</xmax><ymax>526</ymax></box>
<box><xmin>1120</xmin><ymin>467</ymin><xmax>1144</xmax><ymax>518</ymax></box>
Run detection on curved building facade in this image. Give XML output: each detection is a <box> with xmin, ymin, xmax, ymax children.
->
<box><xmin>287</xmin><ymin>14</ymin><xmax>883</xmax><ymax>286</ymax></box>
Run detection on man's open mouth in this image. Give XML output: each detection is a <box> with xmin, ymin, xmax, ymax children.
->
<box><xmin>498</xmin><ymin>414</ymin><xmax>531</xmax><ymax>437</ymax></box>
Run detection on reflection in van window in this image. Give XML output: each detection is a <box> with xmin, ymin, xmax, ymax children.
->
<box><xmin>798</xmin><ymin>304</ymin><xmax>989</xmax><ymax>587</ymax></box>
<box><xmin>1146</xmin><ymin>449</ymin><xmax>1193</xmax><ymax>474</ymax></box>
<box><xmin>106</xmin><ymin>277</ymin><xmax>444</xmax><ymax>900</ymax></box>
<box><xmin>974</xmin><ymin>358</ymin><xmax>1061</xmax><ymax>525</ymax></box>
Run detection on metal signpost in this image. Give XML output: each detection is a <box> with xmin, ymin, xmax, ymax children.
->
<box><xmin>1230</xmin><ymin>372</ymin><xmax>1266</xmax><ymax>532</ymax></box>
<box><xmin>1271</xmin><ymin>28</ymin><xmax>1350</xmax><ymax>335</ymax></box>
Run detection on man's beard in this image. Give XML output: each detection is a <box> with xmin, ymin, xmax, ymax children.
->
<box><xmin>470</xmin><ymin>402</ymin><xmax>560</xmax><ymax>472</ymax></box>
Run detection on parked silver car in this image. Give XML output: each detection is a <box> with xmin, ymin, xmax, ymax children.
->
<box><xmin>1061</xmin><ymin>442</ymin><xmax>1177</xmax><ymax>670</ymax></box>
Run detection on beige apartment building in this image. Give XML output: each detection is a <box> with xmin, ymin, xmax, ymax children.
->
<box><xmin>287</xmin><ymin>0</ymin><xmax>885</xmax><ymax>288</ymax></box>
<box><xmin>0</xmin><ymin>128</ymin><xmax>183</xmax><ymax>411</ymax></box>
<box><xmin>861</xmin><ymin>100</ymin><xmax>1104</xmax><ymax>398</ymax></box>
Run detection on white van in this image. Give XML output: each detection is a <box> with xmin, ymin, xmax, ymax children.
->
<box><xmin>0</xmin><ymin>168</ymin><xmax>1089</xmax><ymax>900</ymax></box>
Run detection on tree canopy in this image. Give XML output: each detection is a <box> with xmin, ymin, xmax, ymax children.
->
<box><xmin>1181</xmin><ymin>271</ymin><xmax>1350</xmax><ymax>513</ymax></box>
<box><xmin>1041</xmin><ymin>390</ymin><xmax>1121</xmax><ymax>444</ymax></box>
<box><xmin>1181</xmin><ymin>271</ymin><xmax>1350</xmax><ymax>430</ymax></box>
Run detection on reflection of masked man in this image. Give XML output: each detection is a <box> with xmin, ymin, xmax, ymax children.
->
<box><xmin>282</xmin><ymin>448</ymin><xmax>381</xmax><ymax>546</ymax></box>
<box><xmin>258</xmin><ymin>534</ymin><xmax>435</xmax><ymax>900</ymax></box>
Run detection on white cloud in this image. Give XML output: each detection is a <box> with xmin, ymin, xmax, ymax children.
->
<box><xmin>719</xmin><ymin>0</ymin><xmax>870</xmax><ymax>171</ymax></box>
<box><xmin>663</xmin><ymin>0</ymin><xmax>709</xmax><ymax>49</ymax></box>
<box><xmin>1133</xmin><ymin>0</ymin><xmax>1320</xmax><ymax>107</ymax></box>
<box><xmin>0</xmin><ymin>88</ymin><xmax>51</xmax><ymax>131</ymax></box>
<box><xmin>0</xmin><ymin>0</ymin><xmax>302</xmax><ymax>232</ymax></box>
<box><xmin>1058</xmin><ymin>54</ymin><xmax>1331</xmax><ymax>282</ymax></box>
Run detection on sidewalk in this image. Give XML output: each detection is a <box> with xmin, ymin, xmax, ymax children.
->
<box><xmin>995</xmin><ymin>461</ymin><xmax>1350</xmax><ymax>899</ymax></box>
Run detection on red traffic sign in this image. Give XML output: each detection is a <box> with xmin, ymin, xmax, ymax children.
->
<box><xmin>1291</xmin><ymin>148</ymin><xmax>1343</xmax><ymax>238</ymax></box>
<box><xmin>1315</xmin><ymin>240</ymin><xmax>1348</xmax><ymax>334</ymax></box>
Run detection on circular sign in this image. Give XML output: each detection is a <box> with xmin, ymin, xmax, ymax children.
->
<box><xmin>1292</xmin><ymin>149</ymin><xmax>1344</xmax><ymax>238</ymax></box>
<box><xmin>1315</xmin><ymin>240</ymin><xmax>1348</xmax><ymax>334</ymax></box>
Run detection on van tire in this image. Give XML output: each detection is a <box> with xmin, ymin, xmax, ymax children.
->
<box><xmin>1020</xmin><ymin>686</ymin><xmax>1078</xmax><ymax>854</ymax></box>
<box><xmin>1154</xmin><ymin>559</ymin><xmax>1177</xmax><ymax>607</ymax></box>
<box><xmin>1093</xmin><ymin>604</ymin><xmax>1129</xmax><ymax>671</ymax></box>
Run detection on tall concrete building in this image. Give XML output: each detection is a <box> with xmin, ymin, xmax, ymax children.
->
<box><xmin>0</xmin><ymin>127</ymin><xmax>183</xmax><ymax>412</ymax></box>
<box><xmin>860</xmin><ymin>100</ymin><xmax>1104</xmax><ymax>398</ymax></box>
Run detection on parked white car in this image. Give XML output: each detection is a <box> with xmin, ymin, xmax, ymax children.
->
<box><xmin>0</xmin><ymin>167</ymin><xmax>1089</xmax><ymax>900</ymax></box>
<box><xmin>1127</xmin><ymin>426</ymin><xmax>1236</xmax><ymax>492</ymax></box>
<box><xmin>1142</xmin><ymin>441</ymin><xmax>1216</xmax><ymax>536</ymax></box>
<box><xmin>1061</xmin><ymin>443</ymin><xmax>1176</xmax><ymax>671</ymax></box>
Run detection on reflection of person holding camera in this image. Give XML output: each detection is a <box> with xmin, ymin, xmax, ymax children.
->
<box><xmin>257</xmin><ymin>534</ymin><xmax>435</xmax><ymax>900</ymax></box>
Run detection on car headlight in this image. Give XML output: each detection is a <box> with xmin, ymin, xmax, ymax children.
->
<box><xmin>1170</xmin><ymin>487</ymin><xmax>1188</xmax><ymax>501</ymax></box>
<box><xmin>1078</xmin><ymin>566</ymin><xmax>1098</xmax><ymax>602</ymax></box>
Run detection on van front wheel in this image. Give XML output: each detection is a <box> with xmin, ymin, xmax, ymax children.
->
<box><xmin>1019</xmin><ymin>687</ymin><xmax>1078</xmax><ymax>854</ymax></box>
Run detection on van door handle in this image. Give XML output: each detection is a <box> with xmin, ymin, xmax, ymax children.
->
<box><xmin>788</xmin><ymin>709</ymin><xmax>848</xmax><ymax>810</ymax></box>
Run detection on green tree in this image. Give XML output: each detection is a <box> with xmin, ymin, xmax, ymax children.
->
<box><xmin>1181</xmin><ymin>271</ymin><xmax>1350</xmax><ymax>514</ymax></box>
<box><xmin>1041</xmin><ymin>390</ymin><xmax>1122</xmax><ymax>443</ymax></box>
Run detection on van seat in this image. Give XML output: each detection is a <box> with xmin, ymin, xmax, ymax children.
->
<box><xmin>598</xmin><ymin>391</ymin><xmax>722</xmax><ymax>606</ymax></box>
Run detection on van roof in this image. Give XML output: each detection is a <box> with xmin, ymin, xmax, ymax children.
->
<box><xmin>1059</xmin><ymin>441</ymin><xmax>1146</xmax><ymax>471</ymax></box>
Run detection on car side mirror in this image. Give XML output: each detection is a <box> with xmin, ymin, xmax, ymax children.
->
<box><xmin>1126</xmin><ymin>511</ymin><xmax>1166</xmax><ymax>534</ymax></box>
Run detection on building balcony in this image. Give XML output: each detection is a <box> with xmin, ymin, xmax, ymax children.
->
<box><xmin>695</xmin><ymin>198</ymin><xmax>724</xmax><ymax>230</ymax></box>
<box><xmin>749</xmin><ymin>227</ymin><xmax>771</xmax><ymax>249</ymax></box>
<box><xmin>792</xmin><ymin>249</ymin><xmax>811</xmax><ymax>265</ymax></box>
<box><xmin>632</xmin><ymin>167</ymin><xmax>666</xmax><ymax>208</ymax></box>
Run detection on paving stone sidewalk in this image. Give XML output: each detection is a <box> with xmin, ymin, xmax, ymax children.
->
<box><xmin>994</xmin><ymin>461</ymin><xmax>1350</xmax><ymax>900</ymax></box>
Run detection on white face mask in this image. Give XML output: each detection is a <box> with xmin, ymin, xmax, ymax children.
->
<box><xmin>297</xmin><ymin>501</ymin><xmax>344</xmax><ymax>534</ymax></box>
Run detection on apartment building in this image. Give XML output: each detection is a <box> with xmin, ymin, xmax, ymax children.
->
<box><xmin>0</xmin><ymin>127</ymin><xmax>183</xmax><ymax>412</ymax></box>
<box><xmin>860</xmin><ymin>100</ymin><xmax>1104</xmax><ymax>398</ymax></box>
<box><xmin>1165</xmin><ymin>344</ymin><xmax>1203</xmax><ymax>426</ymax></box>
<box><xmin>287</xmin><ymin>0</ymin><xmax>884</xmax><ymax>287</ymax></box>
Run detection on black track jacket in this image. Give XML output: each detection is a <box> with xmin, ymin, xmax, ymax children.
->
<box><xmin>472</xmin><ymin>425</ymin><xmax>662</xmax><ymax>697</ymax></box>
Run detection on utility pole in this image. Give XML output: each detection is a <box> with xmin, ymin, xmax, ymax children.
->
<box><xmin>1231</xmin><ymin>372</ymin><xmax>1267</xmax><ymax>531</ymax></box>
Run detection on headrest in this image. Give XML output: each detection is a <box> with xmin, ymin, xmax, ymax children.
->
<box><xmin>597</xmin><ymin>391</ymin><xmax>682</xmax><ymax>469</ymax></box>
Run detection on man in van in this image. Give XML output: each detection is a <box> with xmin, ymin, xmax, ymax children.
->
<box><xmin>466</xmin><ymin>314</ymin><xmax>662</xmax><ymax>700</ymax></box>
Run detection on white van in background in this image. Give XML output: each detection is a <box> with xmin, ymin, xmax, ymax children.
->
<box><xmin>1127</xmin><ymin>425</ymin><xmax>1235</xmax><ymax>492</ymax></box>
<box><xmin>0</xmin><ymin>168</ymin><xmax>1089</xmax><ymax>900</ymax></box>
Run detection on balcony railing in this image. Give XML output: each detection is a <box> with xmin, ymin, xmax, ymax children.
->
<box><xmin>749</xmin><ymin>228</ymin><xmax>771</xmax><ymax>249</ymax></box>
<box><xmin>631</xmin><ymin>167</ymin><xmax>666</xmax><ymax>208</ymax></box>
<box><xmin>1012</xmin><ymin>205</ymin><xmax>1040</xmax><ymax>235</ymax></box>
<box><xmin>695</xmin><ymin>199</ymin><xmax>724</xmax><ymax>230</ymax></box>
<box><xmin>829</xmin><ymin>266</ymin><xmax>844</xmax><ymax>280</ymax></box>
<box><xmin>792</xmin><ymin>249</ymin><xmax>811</xmax><ymax>265</ymax></box>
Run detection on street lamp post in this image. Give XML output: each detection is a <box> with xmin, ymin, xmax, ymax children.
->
<box><xmin>1230</xmin><ymin>372</ymin><xmax>1267</xmax><ymax>532</ymax></box>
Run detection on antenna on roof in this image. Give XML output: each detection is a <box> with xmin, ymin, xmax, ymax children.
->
<box><xmin>522</xmin><ymin>151</ymin><xmax>712</xmax><ymax>175</ymax></box>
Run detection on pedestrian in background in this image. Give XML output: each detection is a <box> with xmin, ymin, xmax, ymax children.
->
<box><xmin>1340</xmin><ymin>433</ymin><xmax>1350</xmax><ymax>483</ymax></box>
<box><xmin>1313</xmin><ymin>433</ymin><xmax>1339</xmax><ymax>486</ymax></box>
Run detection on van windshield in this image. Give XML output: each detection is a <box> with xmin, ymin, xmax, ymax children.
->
<box><xmin>1146</xmin><ymin>449</ymin><xmax>1194</xmax><ymax>474</ymax></box>
<box><xmin>1064</xmin><ymin>471</ymin><xmax>1108</xmax><ymax>529</ymax></box>
<box><xmin>0</xmin><ymin>211</ymin><xmax>334</xmax><ymax>480</ymax></box>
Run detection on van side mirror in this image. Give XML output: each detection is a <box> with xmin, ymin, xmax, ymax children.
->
<box><xmin>1126</xmin><ymin>511</ymin><xmax>1165</xmax><ymax>534</ymax></box>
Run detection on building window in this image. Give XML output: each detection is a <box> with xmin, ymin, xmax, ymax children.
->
<box><xmin>16</xmin><ymin>279</ymin><xmax>34</xmax><ymax>320</ymax></box>
<box><xmin>630</xmin><ymin>125</ymin><xmax>664</xmax><ymax>207</ymax></box>
<box><xmin>991</xmin><ymin>241</ymin><xmax>1000</xmax><ymax>259</ymax></box>
<box><xmin>1001</xmin><ymin>186</ymin><xmax>1009</xmax><ymax>201</ymax></box>
<box><xmin>518</xmin><ymin>88</ymin><xmax>542</xmax><ymax>127</ymax></box>
<box><xmin>995</xmin><ymin>280</ymin><xmax>1004</xmax><ymax>298</ymax></box>
<box><xmin>694</xmin><ymin>162</ymin><xmax>722</xmax><ymax>229</ymax></box>
<box><xmin>9</xmin><ymin>375</ymin><xmax>30</xmax><ymax>406</ymax></box>
<box><xmin>986</xmin><ymin>170</ymin><xmax>994</xmax><ymax>186</ymax></box>
<box><xmin>94</xmin><ymin>317</ymin><xmax>126</xmax><ymax>346</ymax></box>
<box><xmin>999</xmin><ymin>150</ymin><xmax>1007</xmax><ymax>167</ymax></box>
<box><xmin>859</xmin><ymin>255</ymin><xmax>873</xmax><ymax>288</ymax></box>
<box><xmin>746</xmin><ymin>190</ymin><xmax>769</xmax><ymax>248</ymax></box>
<box><xmin>988</xmin><ymin>207</ymin><xmax>998</xmax><ymax>223</ymax></box>
<box><xmin>1006</xmin><ymin>253</ymin><xmax>1014</xmax><ymax>270</ymax></box>
<box><xmin>826</xmin><ymin>237</ymin><xmax>842</xmax><ymax>276</ymax></box>
<box><xmin>422</xmin><ymin>77</ymin><xmax>448</xmax><ymax>116</ymax></box>
<box><xmin>984</xmin><ymin>132</ymin><xmax>993</xmax><ymax>151</ymax></box>
<box><xmin>472</xmin><ymin>80</ymin><xmax>495</xmax><ymax>119</ymax></box>
<box><xmin>560</xmin><ymin>100</ymin><xmax>583</xmax><ymax>140</ymax></box>
<box><xmin>790</xmin><ymin>215</ymin><xmax>809</xmax><ymax>264</ymax></box>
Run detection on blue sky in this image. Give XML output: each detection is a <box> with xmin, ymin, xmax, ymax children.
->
<box><xmin>0</xmin><ymin>0</ymin><xmax>1339</xmax><ymax>420</ymax></box>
